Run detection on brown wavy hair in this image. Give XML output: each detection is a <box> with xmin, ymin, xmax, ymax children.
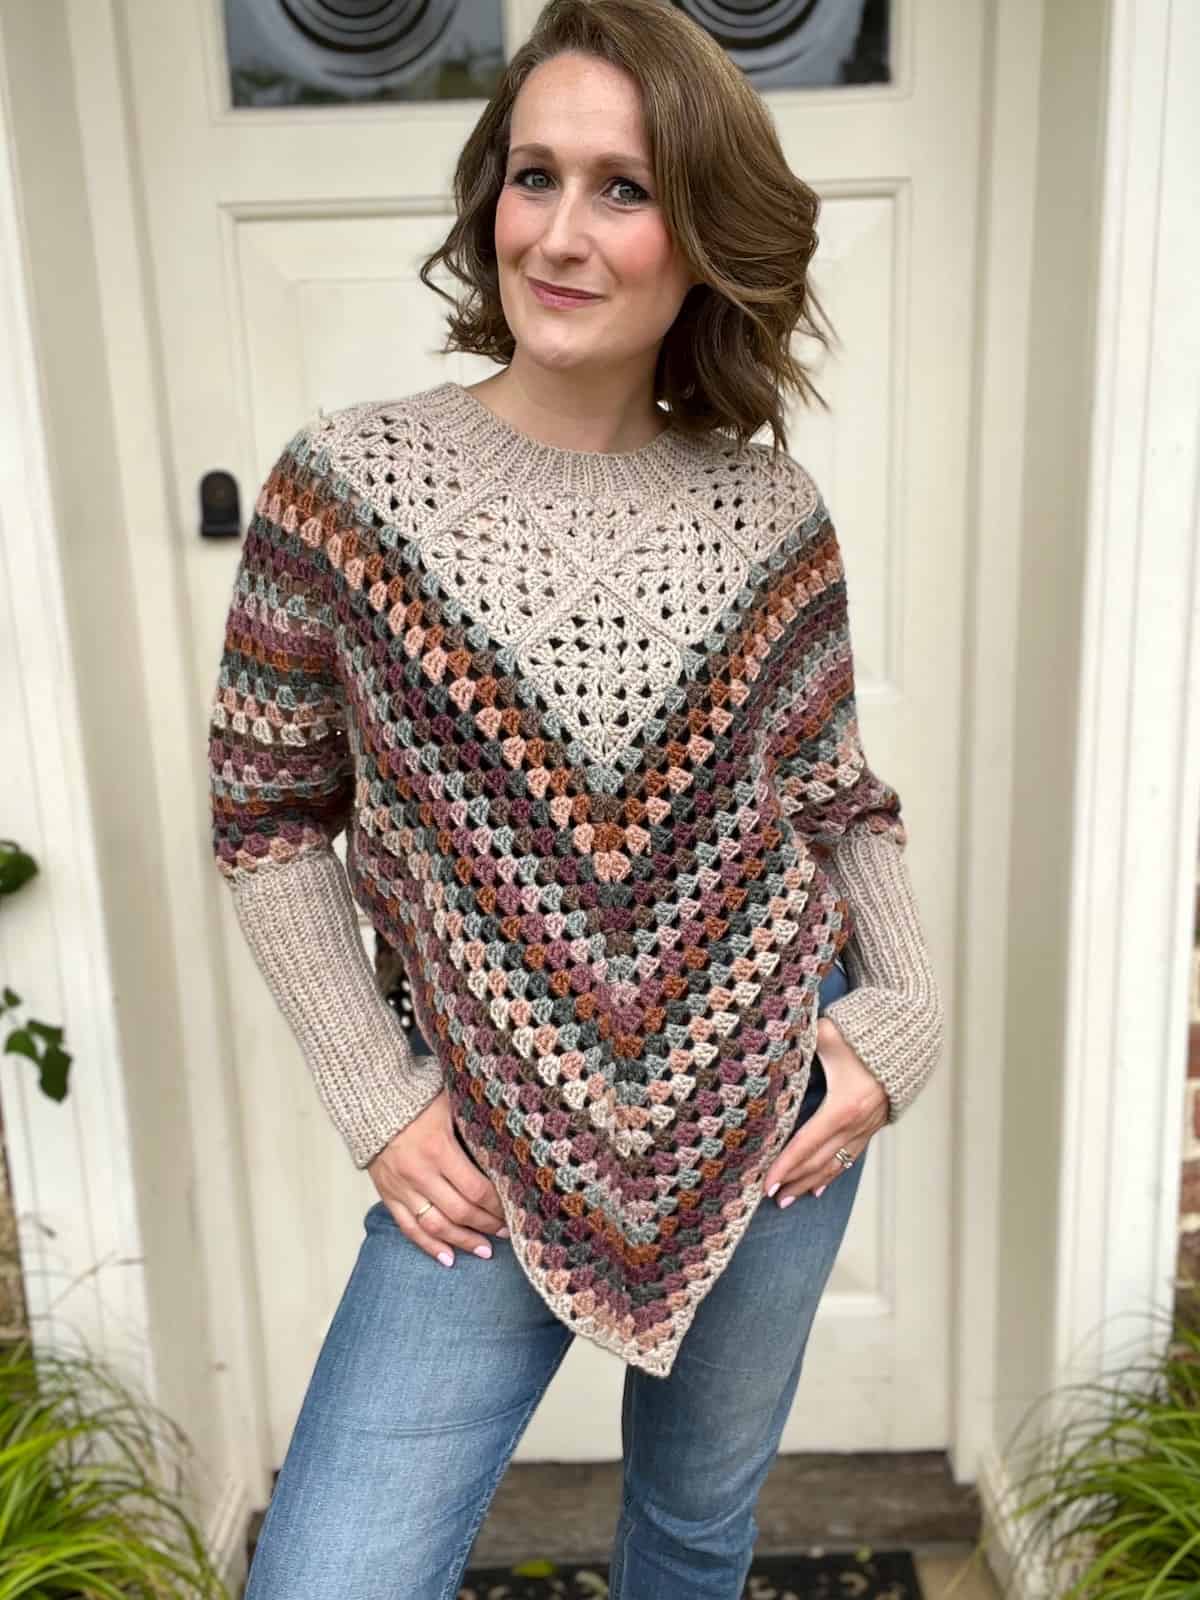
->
<box><xmin>417</xmin><ymin>0</ymin><xmax>838</xmax><ymax>459</ymax></box>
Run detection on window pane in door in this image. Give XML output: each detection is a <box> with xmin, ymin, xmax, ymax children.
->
<box><xmin>224</xmin><ymin>0</ymin><xmax>504</xmax><ymax>107</ymax></box>
<box><xmin>671</xmin><ymin>0</ymin><xmax>890</xmax><ymax>88</ymax></box>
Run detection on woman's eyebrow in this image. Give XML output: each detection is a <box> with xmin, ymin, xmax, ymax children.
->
<box><xmin>508</xmin><ymin>141</ymin><xmax>652</xmax><ymax>175</ymax></box>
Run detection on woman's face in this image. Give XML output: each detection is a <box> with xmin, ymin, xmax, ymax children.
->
<box><xmin>494</xmin><ymin>51</ymin><xmax>697</xmax><ymax>380</ymax></box>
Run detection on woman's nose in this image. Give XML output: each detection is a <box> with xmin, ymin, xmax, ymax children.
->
<box><xmin>538</xmin><ymin>187</ymin><xmax>589</xmax><ymax>255</ymax></box>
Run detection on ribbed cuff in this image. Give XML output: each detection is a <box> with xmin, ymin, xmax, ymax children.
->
<box><xmin>818</xmin><ymin>827</ymin><xmax>945</xmax><ymax>1121</ymax></box>
<box><xmin>227</xmin><ymin>849</ymin><xmax>445</xmax><ymax>1167</ymax></box>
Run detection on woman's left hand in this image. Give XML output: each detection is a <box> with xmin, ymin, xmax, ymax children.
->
<box><xmin>763</xmin><ymin>1016</ymin><xmax>890</xmax><ymax>1206</ymax></box>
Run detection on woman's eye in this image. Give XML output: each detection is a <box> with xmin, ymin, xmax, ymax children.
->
<box><xmin>509</xmin><ymin>167</ymin><xmax>649</xmax><ymax>207</ymax></box>
<box><xmin>610</xmin><ymin>177</ymin><xmax>649</xmax><ymax>206</ymax></box>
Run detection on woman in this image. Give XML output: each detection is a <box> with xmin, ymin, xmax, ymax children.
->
<box><xmin>209</xmin><ymin>2</ymin><xmax>944</xmax><ymax>1595</ymax></box>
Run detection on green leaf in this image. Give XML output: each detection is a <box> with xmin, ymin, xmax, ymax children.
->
<box><xmin>37</xmin><ymin>1043</ymin><xmax>71</xmax><ymax>1103</ymax></box>
<box><xmin>3</xmin><ymin>1029</ymin><xmax>36</xmax><ymax>1063</ymax></box>
<box><xmin>0</xmin><ymin>842</ymin><xmax>38</xmax><ymax>898</ymax></box>
<box><xmin>25</xmin><ymin>1021</ymin><xmax>63</xmax><ymax>1047</ymax></box>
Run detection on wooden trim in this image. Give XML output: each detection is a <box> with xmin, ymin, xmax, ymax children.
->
<box><xmin>0</xmin><ymin>8</ymin><xmax>153</xmax><ymax>1378</ymax></box>
<box><xmin>951</xmin><ymin>0</ymin><xmax>1048</xmax><ymax>1486</ymax></box>
<box><xmin>1054</xmin><ymin>0</ymin><xmax>1199</xmax><ymax>1377</ymax></box>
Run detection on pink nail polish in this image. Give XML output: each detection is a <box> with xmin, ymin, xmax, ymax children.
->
<box><xmin>437</xmin><ymin>1250</ymin><xmax>454</xmax><ymax>1267</ymax></box>
<box><xmin>474</xmin><ymin>1244</ymin><xmax>492</xmax><ymax>1259</ymax></box>
<box><xmin>779</xmin><ymin>1195</ymin><xmax>795</xmax><ymax>1209</ymax></box>
<box><xmin>497</xmin><ymin>1226</ymin><xmax>510</xmax><ymax>1238</ymax></box>
<box><xmin>766</xmin><ymin>1181</ymin><xmax>781</xmax><ymax>1198</ymax></box>
<box><xmin>814</xmin><ymin>1184</ymin><xmax>827</xmax><ymax>1197</ymax></box>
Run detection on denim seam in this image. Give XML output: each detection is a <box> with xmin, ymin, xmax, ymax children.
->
<box><xmin>437</xmin><ymin>1328</ymin><xmax>575</xmax><ymax>1600</ymax></box>
<box><xmin>609</xmin><ymin>1372</ymin><xmax>641</xmax><ymax>1600</ymax></box>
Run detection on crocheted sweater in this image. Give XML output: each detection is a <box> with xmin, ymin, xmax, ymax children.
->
<box><xmin>207</xmin><ymin>379</ymin><xmax>944</xmax><ymax>1377</ymax></box>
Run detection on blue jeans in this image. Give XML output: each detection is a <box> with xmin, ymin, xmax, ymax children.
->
<box><xmin>244</xmin><ymin>960</ymin><xmax>863</xmax><ymax>1600</ymax></box>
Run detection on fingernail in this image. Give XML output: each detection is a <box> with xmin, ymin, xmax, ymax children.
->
<box><xmin>473</xmin><ymin>1244</ymin><xmax>492</xmax><ymax>1259</ymax></box>
<box><xmin>814</xmin><ymin>1184</ymin><xmax>827</xmax><ymax>1197</ymax></box>
<box><xmin>437</xmin><ymin>1250</ymin><xmax>454</xmax><ymax>1267</ymax></box>
<box><xmin>497</xmin><ymin>1226</ymin><xmax>510</xmax><ymax>1238</ymax></box>
<box><xmin>779</xmin><ymin>1195</ymin><xmax>795</xmax><ymax>1209</ymax></box>
<box><xmin>766</xmin><ymin>1181</ymin><xmax>781</xmax><ymax>1198</ymax></box>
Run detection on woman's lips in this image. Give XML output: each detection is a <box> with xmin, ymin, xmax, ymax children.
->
<box><xmin>528</xmin><ymin>278</ymin><xmax>603</xmax><ymax>309</ymax></box>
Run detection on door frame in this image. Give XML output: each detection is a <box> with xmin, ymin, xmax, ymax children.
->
<box><xmin>969</xmin><ymin>3</ymin><xmax>1200</xmax><ymax>1584</ymax></box>
<box><xmin>2</xmin><ymin>0</ymin><xmax>1196</xmax><ymax>1588</ymax></box>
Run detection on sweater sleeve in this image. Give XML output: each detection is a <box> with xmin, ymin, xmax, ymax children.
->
<box><xmin>206</xmin><ymin>435</ymin><xmax>444</xmax><ymax>1167</ymax></box>
<box><xmin>769</xmin><ymin>495</ymin><xmax>945</xmax><ymax>1121</ymax></box>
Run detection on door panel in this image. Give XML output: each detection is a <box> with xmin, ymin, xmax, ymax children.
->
<box><xmin>122</xmin><ymin>0</ymin><xmax>977</xmax><ymax>1464</ymax></box>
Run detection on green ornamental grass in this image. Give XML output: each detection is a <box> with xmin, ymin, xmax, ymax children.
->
<box><xmin>0</xmin><ymin>1337</ymin><xmax>230</xmax><ymax>1598</ymax></box>
<box><xmin>947</xmin><ymin>1290</ymin><xmax>1200</xmax><ymax>1598</ymax></box>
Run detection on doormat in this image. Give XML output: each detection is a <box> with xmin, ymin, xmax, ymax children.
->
<box><xmin>457</xmin><ymin>1547</ymin><xmax>923</xmax><ymax>1597</ymax></box>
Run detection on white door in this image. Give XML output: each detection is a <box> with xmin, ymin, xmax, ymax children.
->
<box><xmin>119</xmin><ymin>0</ymin><xmax>976</xmax><ymax>1468</ymax></box>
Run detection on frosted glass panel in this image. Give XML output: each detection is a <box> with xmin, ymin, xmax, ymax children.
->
<box><xmin>224</xmin><ymin>0</ymin><xmax>504</xmax><ymax>107</ymax></box>
<box><xmin>672</xmin><ymin>0</ymin><xmax>890</xmax><ymax>88</ymax></box>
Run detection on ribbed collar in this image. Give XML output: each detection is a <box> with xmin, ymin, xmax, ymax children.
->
<box><xmin>415</xmin><ymin>379</ymin><xmax>710</xmax><ymax>499</ymax></box>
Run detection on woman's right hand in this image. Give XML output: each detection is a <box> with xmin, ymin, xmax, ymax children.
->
<box><xmin>366</xmin><ymin>1088</ymin><xmax>509</xmax><ymax>1267</ymax></box>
